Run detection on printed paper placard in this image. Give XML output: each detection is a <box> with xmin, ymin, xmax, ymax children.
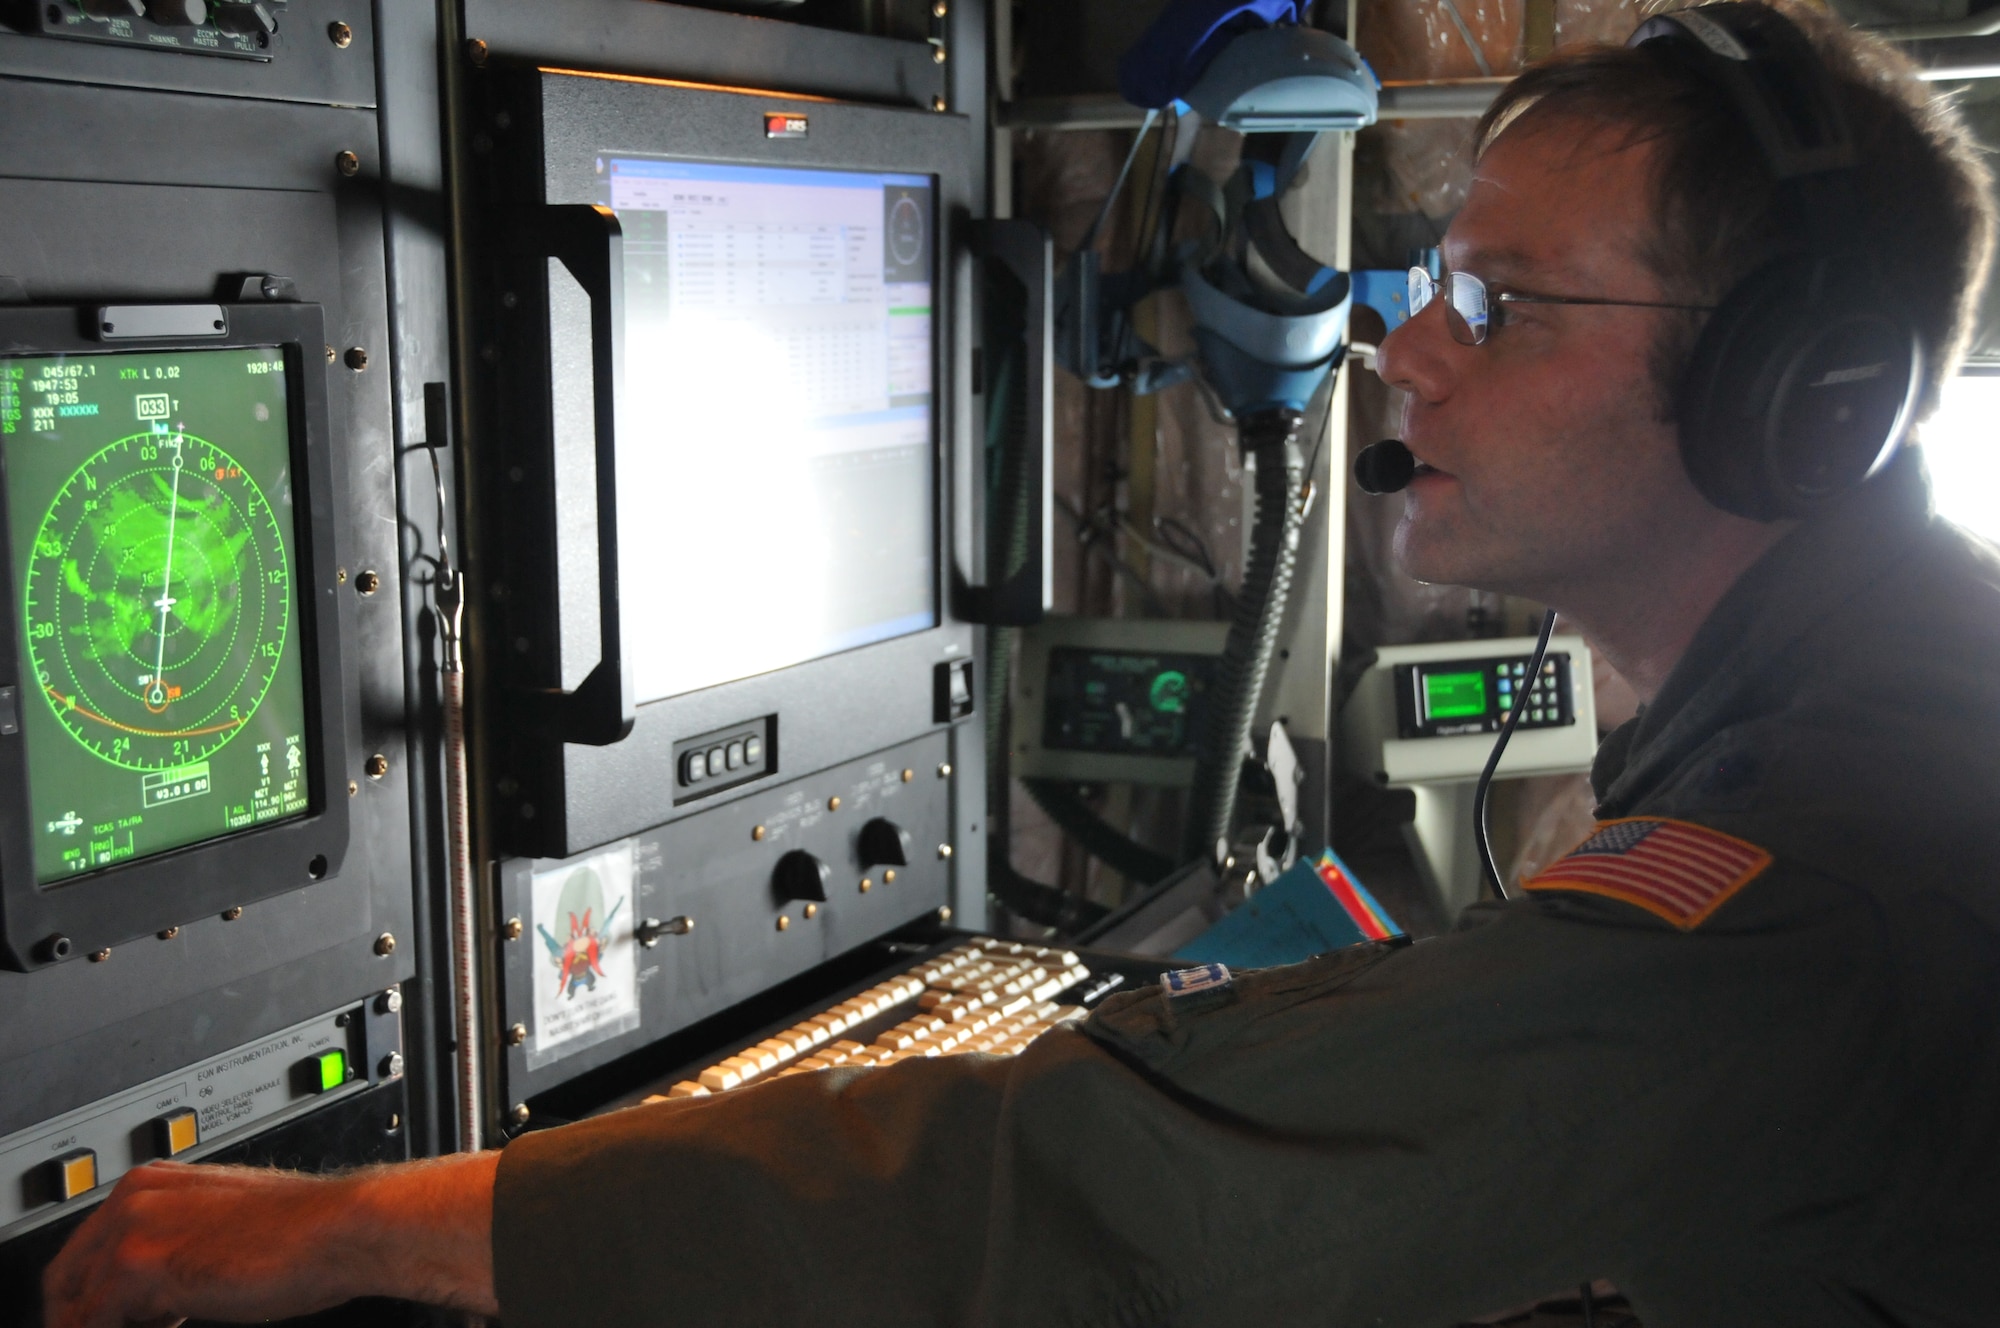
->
<box><xmin>527</xmin><ymin>841</ymin><xmax>641</xmax><ymax>1069</ymax></box>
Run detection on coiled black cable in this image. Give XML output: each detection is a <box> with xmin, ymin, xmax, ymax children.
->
<box><xmin>1183</xmin><ymin>408</ymin><xmax>1306</xmax><ymax>862</ymax></box>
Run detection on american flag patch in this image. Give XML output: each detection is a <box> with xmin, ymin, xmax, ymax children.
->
<box><xmin>1523</xmin><ymin>817</ymin><xmax>1772</xmax><ymax>930</ymax></box>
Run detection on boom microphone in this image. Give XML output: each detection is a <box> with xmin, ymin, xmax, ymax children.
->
<box><xmin>1354</xmin><ymin>438</ymin><xmax>1416</xmax><ymax>494</ymax></box>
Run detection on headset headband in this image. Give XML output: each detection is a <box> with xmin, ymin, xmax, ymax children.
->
<box><xmin>1629</xmin><ymin>4</ymin><xmax>1860</xmax><ymax>249</ymax></box>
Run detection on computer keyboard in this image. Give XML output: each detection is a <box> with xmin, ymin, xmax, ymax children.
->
<box><xmin>648</xmin><ymin>938</ymin><xmax>1093</xmax><ymax>1101</ymax></box>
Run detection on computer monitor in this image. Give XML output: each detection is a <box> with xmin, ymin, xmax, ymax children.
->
<box><xmin>598</xmin><ymin>157</ymin><xmax>938</xmax><ymax>704</ymax></box>
<box><xmin>480</xmin><ymin>71</ymin><xmax>977</xmax><ymax>859</ymax></box>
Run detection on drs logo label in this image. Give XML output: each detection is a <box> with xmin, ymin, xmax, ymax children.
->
<box><xmin>764</xmin><ymin>112</ymin><xmax>809</xmax><ymax>139</ymax></box>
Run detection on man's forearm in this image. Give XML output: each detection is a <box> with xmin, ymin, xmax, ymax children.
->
<box><xmin>43</xmin><ymin>1150</ymin><xmax>501</xmax><ymax>1327</ymax></box>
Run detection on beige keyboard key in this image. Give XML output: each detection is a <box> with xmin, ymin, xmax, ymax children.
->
<box><xmin>698</xmin><ymin>1064</ymin><xmax>743</xmax><ymax>1092</ymax></box>
<box><xmin>665</xmin><ymin>1082</ymin><xmax>710</xmax><ymax>1099</ymax></box>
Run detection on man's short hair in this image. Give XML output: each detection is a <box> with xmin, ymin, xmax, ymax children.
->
<box><xmin>1474</xmin><ymin>0</ymin><xmax>1996</xmax><ymax>421</ymax></box>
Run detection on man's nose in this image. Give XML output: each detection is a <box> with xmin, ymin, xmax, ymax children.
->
<box><xmin>1373</xmin><ymin>296</ymin><xmax>1454</xmax><ymax>405</ymax></box>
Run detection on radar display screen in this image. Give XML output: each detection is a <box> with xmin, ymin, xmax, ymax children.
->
<box><xmin>1</xmin><ymin>347</ymin><xmax>311</xmax><ymax>884</ymax></box>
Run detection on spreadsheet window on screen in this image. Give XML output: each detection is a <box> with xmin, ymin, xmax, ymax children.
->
<box><xmin>601</xmin><ymin>157</ymin><xmax>938</xmax><ymax>704</ymax></box>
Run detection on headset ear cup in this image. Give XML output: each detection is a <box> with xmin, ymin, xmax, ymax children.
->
<box><xmin>1677</xmin><ymin>262</ymin><xmax>1809</xmax><ymax>521</ymax></box>
<box><xmin>1677</xmin><ymin>259</ymin><xmax>1918</xmax><ymax>521</ymax></box>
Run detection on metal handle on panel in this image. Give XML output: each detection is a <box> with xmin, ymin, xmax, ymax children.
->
<box><xmin>526</xmin><ymin>203</ymin><xmax>634</xmax><ymax>747</ymax></box>
<box><xmin>958</xmin><ymin>219</ymin><xmax>1053</xmax><ymax>626</ymax></box>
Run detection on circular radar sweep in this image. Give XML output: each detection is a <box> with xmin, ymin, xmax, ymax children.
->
<box><xmin>23</xmin><ymin>429</ymin><xmax>292</xmax><ymax>772</ymax></box>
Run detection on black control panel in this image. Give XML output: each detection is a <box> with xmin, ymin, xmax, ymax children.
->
<box><xmin>1394</xmin><ymin>652</ymin><xmax>1576</xmax><ymax>739</ymax></box>
<box><xmin>25</xmin><ymin>0</ymin><xmax>291</xmax><ymax>58</ymax></box>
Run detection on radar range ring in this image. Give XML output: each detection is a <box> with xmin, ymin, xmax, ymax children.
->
<box><xmin>22</xmin><ymin>426</ymin><xmax>292</xmax><ymax>773</ymax></box>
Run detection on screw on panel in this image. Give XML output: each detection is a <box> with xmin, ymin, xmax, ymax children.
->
<box><xmin>504</xmin><ymin>1023</ymin><xmax>527</xmax><ymax>1047</ymax></box>
<box><xmin>804</xmin><ymin>903</ymin><xmax>818</xmax><ymax>920</ymax></box>
<box><xmin>88</xmin><ymin>948</ymin><xmax>109</xmax><ymax>963</ymax></box>
<box><xmin>859</xmin><ymin>877</ymin><xmax>872</xmax><ymax>893</ymax></box>
<box><xmin>827</xmin><ymin>796</ymin><xmax>841</xmax><ymax>812</ymax></box>
<box><xmin>776</xmin><ymin>915</ymin><xmax>790</xmax><ymax>932</ymax></box>
<box><xmin>335</xmin><ymin>151</ymin><xmax>361</xmax><ymax>178</ymax></box>
<box><xmin>901</xmin><ymin>768</ymin><xmax>913</xmax><ymax>782</ymax></box>
<box><xmin>932</xmin><ymin>45</ymin><xmax>947</xmax><ymax>63</ymax></box>
<box><xmin>937</xmin><ymin>763</ymin><xmax>952</xmax><ymax>778</ymax></box>
<box><xmin>344</xmin><ymin>347</ymin><xmax>368</xmax><ymax>371</ymax></box>
<box><xmin>366</xmin><ymin>754</ymin><xmax>389</xmax><ymax>780</ymax></box>
<box><xmin>752</xmin><ymin>825</ymin><xmax>767</xmax><ymax>841</ymax></box>
<box><xmin>325</xmin><ymin>345</ymin><xmax>337</xmax><ymax>363</ymax></box>
<box><xmin>157</xmin><ymin>926</ymin><xmax>179</xmax><ymax>940</ymax></box>
<box><xmin>374</xmin><ymin>932</ymin><xmax>397</xmax><ymax>956</ymax></box>
<box><xmin>337</xmin><ymin>567</ymin><xmax>348</xmax><ymax>583</ymax></box>
<box><xmin>933</xmin><ymin>96</ymin><xmax>946</xmax><ymax>112</ymax></box>
<box><xmin>937</xmin><ymin>843</ymin><xmax>953</xmax><ymax>860</ymax></box>
<box><xmin>466</xmin><ymin>38</ymin><xmax>489</xmax><ymax>66</ymax></box>
<box><xmin>883</xmin><ymin>869</ymin><xmax>897</xmax><ymax>883</ymax></box>
<box><xmin>502</xmin><ymin>916</ymin><xmax>524</xmax><ymax>941</ymax></box>
<box><xmin>348</xmin><ymin>780</ymin><xmax>359</xmax><ymax>797</ymax></box>
<box><xmin>221</xmin><ymin>907</ymin><xmax>243</xmax><ymax>921</ymax></box>
<box><xmin>937</xmin><ymin>906</ymin><xmax>953</xmax><ymax>923</ymax></box>
<box><xmin>510</xmin><ymin>1103</ymin><xmax>530</xmax><ymax>1125</ymax></box>
<box><xmin>385</xmin><ymin>1113</ymin><xmax>402</xmax><ymax>1132</ymax></box>
<box><xmin>327</xmin><ymin>20</ymin><xmax>352</xmax><ymax>46</ymax></box>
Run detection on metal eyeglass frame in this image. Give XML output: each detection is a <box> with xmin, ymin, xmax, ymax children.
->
<box><xmin>1408</xmin><ymin>266</ymin><xmax>1715</xmax><ymax>346</ymax></box>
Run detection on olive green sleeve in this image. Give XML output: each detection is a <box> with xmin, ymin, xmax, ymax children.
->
<box><xmin>493</xmin><ymin>872</ymin><xmax>1899</xmax><ymax>1328</ymax></box>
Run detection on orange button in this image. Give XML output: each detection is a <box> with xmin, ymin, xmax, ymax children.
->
<box><xmin>156</xmin><ymin>1107</ymin><xmax>199</xmax><ymax>1158</ymax></box>
<box><xmin>50</xmin><ymin>1149</ymin><xmax>97</xmax><ymax>1201</ymax></box>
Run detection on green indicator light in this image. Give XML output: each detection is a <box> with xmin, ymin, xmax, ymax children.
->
<box><xmin>1148</xmin><ymin>669</ymin><xmax>1190</xmax><ymax>714</ymax></box>
<box><xmin>313</xmin><ymin>1050</ymin><xmax>348</xmax><ymax>1093</ymax></box>
<box><xmin>1424</xmin><ymin>670</ymin><xmax>1487</xmax><ymax>720</ymax></box>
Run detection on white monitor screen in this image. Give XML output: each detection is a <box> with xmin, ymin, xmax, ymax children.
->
<box><xmin>600</xmin><ymin>157</ymin><xmax>937</xmax><ymax>703</ymax></box>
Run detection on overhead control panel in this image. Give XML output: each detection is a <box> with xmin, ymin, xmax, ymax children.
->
<box><xmin>26</xmin><ymin>0</ymin><xmax>287</xmax><ymax>58</ymax></box>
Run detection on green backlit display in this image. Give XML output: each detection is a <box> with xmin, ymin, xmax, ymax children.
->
<box><xmin>1</xmin><ymin>347</ymin><xmax>310</xmax><ymax>884</ymax></box>
<box><xmin>1422</xmin><ymin>670</ymin><xmax>1487</xmax><ymax>721</ymax></box>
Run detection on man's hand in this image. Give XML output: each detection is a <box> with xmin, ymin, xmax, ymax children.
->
<box><xmin>42</xmin><ymin>1151</ymin><xmax>501</xmax><ymax>1328</ymax></box>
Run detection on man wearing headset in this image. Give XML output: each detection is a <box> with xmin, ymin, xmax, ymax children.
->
<box><xmin>41</xmin><ymin>4</ymin><xmax>2000</xmax><ymax>1326</ymax></box>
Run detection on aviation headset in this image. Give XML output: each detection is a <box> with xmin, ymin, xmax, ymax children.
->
<box><xmin>1629</xmin><ymin>3</ymin><xmax>1923</xmax><ymax>521</ymax></box>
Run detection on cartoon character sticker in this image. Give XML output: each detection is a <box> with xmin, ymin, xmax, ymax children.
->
<box><xmin>527</xmin><ymin>842</ymin><xmax>640</xmax><ymax>1069</ymax></box>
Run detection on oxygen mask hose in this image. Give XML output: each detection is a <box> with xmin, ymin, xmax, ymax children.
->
<box><xmin>1185</xmin><ymin>407</ymin><xmax>1306</xmax><ymax>863</ymax></box>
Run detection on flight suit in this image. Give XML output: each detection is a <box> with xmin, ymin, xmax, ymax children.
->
<box><xmin>492</xmin><ymin>451</ymin><xmax>2000</xmax><ymax>1328</ymax></box>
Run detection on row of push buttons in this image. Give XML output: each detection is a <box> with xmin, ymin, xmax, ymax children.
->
<box><xmin>683</xmin><ymin>734</ymin><xmax>763</xmax><ymax>786</ymax></box>
<box><xmin>44</xmin><ymin>1106</ymin><xmax>201</xmax><ymax>1203</ymax></box>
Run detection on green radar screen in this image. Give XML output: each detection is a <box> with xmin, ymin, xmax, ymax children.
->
<box><xmin>1</xmin><ymin>347</ymin><xmax>312</xmax><ymax>883</ymax></box>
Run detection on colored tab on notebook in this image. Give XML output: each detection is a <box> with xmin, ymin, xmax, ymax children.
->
<box><xmin>1315</xmin><ymin>849</ymin><xmax>1402</xmax><ymax>941</ymax></box>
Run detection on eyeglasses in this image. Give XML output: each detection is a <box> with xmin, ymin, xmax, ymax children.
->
<box><xmin>1407</xmin><ymin>267</ymin><xmax>1715</xmax><ymax>346</ymax></box>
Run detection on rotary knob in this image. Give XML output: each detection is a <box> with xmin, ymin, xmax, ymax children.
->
<box><xmin>772</xmin><ymin>849</ymin><xmax>830</xmax><ymax>903</ymax></box>
<box><xmin>78</xmin><ymin>0</ymin><xmax>144</xmax><ymax>15</ymax></box>
<box><xmin>145</xmin><ymin>0</ymin><xmax>208</xmax><ymax>25</ymax></box>
<box><xmin>213</xmin><ymin>1</ymin><xmax>277</xmax><ymax>34</ymax></box>
<box><xmin>857</xmin><ymin>817</ymin><xmax>912</xmax><ymax>869</ymax></box>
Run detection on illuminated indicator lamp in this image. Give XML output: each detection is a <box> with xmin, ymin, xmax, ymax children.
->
<box><xmin>311</xmin><ymin>1050</ymin><xmax>349</xmax><ymax>1093</ymax></box>
<box><xmin>155</xmin><ymin>1107</ymin><xmax>199</xmax><ymax>1158</ymax></box>
<box><xmin>49</xmin><ymin>1149</ymin><xmax>97</xmax><ymax>1202</ymax></box>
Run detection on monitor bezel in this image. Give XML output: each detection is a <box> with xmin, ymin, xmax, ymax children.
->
<box><xmin>0</xmin><ymin>303</ymin><xmax>351</xmax><ymax>969</ymax></box>
<box><xmin>486</xmin><ymin>70</ymin><xmax>978</xmax><ymax>858</ymax></box>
